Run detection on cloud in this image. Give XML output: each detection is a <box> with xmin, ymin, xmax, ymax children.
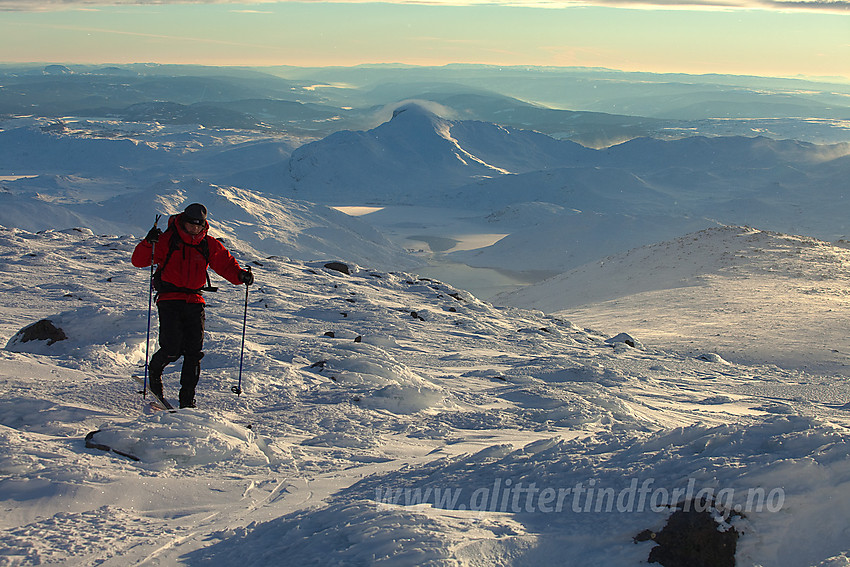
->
<box><xmin>14</xmin><ymin>21</ymin><xmax>275</xmax><ymax>48</ymax></box>
<box><xmin>521</xmin><ymin>0</ymin><xmax>850</xmax><ymax>10</ymax></box>
<box><xmin>0</xmin><ymin>0</ymin><xmax>847</xmax><ymax>12</ymax></box>
<box><xmin>757</xmin><ymin>0</ymin><xmax>850</xmax><ymax>10</ymax></box>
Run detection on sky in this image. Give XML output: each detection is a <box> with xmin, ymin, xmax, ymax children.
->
<box><xmin>0</xmin><ymin>0</ymin><xmax>847</xmax><ymax>79</ymax></box>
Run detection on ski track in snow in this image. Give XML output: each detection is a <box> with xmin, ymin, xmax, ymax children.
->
<box><xmin>1</xmin><ymin>226</ymin><xmax>850</xmax><ymax>566</ymax></box>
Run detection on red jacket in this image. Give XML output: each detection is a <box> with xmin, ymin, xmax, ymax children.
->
<box><xmin>132</xmin><ymin>214</ymin><xmax>245</xmax><ymax>304</ymax></box>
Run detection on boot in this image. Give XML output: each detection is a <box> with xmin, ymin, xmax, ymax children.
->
<box><xmin>178</xmin><ymin>386</ymin><xmax>196</xmax><ymax>409</ymax></box>
<box><xmin>147</xmin><ymin>349</ymin><xmax>175</xmax><ymax>403</ymax></box>
<box><xmin>148</xmin><ymin>374</ymin><xmax>165</xmax><ymax>402</ymax></box>
<box><xmin>179</xmin><ymin>356</ymin><xmax>201</xmax><ymax>409</ymax></box>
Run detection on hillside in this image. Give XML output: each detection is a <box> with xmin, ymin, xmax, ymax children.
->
<box><xmin>1</xmin><ymin>224</ymin><xmax>850</xmax><ymax>565</ymax></box>
<box><xmin>0</xmin><ymin>174</ymin><xmax>418</xmax><ymax>271</ymax></box>
<box><xmin>498</xmin><ymin>226</ymin><xmax>850</xmax><ymax>372</ymax></box>
<box><xmin>9</xmin><ymin>64</ymin><xmax>850</xmax><ymax>145</ymax></box>
<box><xmin>3</xmin><ymin>64</ymin><xmax>850</xmax><ymax>566</ymax></box>
<box><xmin>283</xmin><ymin>103</ymin><xmax>595</xmax><ymax>204</ymax></box>
<box><xmin>3</xmin><ymin>107</ymin><xmax>850</xmax><ymax>288</ymax></box>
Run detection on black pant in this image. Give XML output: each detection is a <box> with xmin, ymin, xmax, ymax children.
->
<box><xmin>148</xmin><ymin>300</ymin><xmax>205</xmax><ymax>408</ymax></box>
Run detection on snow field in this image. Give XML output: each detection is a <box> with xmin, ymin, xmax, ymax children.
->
<box><xmin>501</xmin><ymin>226</ymin><xmax>850</xmax><ymax>374</ymax></box>
<box><xmin>2</xmin><ymin>104</ymin><xmax>850</xmax><ymax>565</ymax></box>
<box><xmin>1</xmin><ymin>226</ymin><xmax>850</xmax><ymax>565</ymax></box>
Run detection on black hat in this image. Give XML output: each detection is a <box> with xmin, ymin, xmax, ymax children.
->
<box><xmin>183</xmin><ymin>203</ymin><xmax>207</xmax><ymax>225</ymax></box>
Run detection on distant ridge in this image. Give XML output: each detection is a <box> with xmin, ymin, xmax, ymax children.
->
<box><xmin>498</xmin><ymin>225</ymin><xmax>850</xmax><ymax>310</ymax></box>
<box><xmin>497</xmin><ymin>225</ymin><xmax>850</xmax><ymax>370</ymax></box>
<box><xmin>285</xmin><ymin>102</ymin><xmax>593</xmax><ymax>204</ymax></box>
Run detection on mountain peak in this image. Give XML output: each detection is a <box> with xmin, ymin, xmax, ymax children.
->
<box><xmin>390</xmin><ymin>101</ymin><xmax>451</xmax><ymax>121</ymax></box>
<box><xmin>391</xmin><ymin>103</ymin><xmax>425</xmax><ymax>120</ymax></box>
<box><xmin>387</xmin><ymin>102</ymin><xmax>452</xmax><ymax>134</ymax></box>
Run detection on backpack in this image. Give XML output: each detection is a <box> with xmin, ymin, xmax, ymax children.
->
<box><xmin>152</xmin><ymin>229</ymin><xmax>218</xmax><ymax>295</ymax></box>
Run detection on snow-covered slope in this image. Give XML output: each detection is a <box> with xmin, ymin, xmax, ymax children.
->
<box><xmin>1</xmin><ymin>225</ymin><xmax>850</xmax><ymax>565</ymax></box>
<box><xmin>498</xmin><ymin>225</ymin><xmax>850</xmax><ymax>372</ymax></box>
<box><xmin>100</xmin><ymin>178</ymin><xmax>420</xmax><ymax>270</ymax></box>
<box><xmin>0</xmin><ymin>124</ymin><xmax>165</xmax><ymax>178</ymax></box>
<box><xmin>4</xmin><ymin>111</ymin><xmax>850</xmax><ymax>285</ymax></box>
<box><xmin>283</xmin><ymin>103</ymin><xmax>595</xmax><ymax>203</ymax></box>
<box><xmin>0</xmin><ymin>173</ymin><xmax>418</xmax><ymax>270</ymax></box>
<box><xmin>451</xmin><ymin>208</ymin><xmax>717</xmax><ymax>274</ymax></box>
<box><xmin>4</xmin><ymin>69</ymin><xmax>850</xmax><ymax>565</ymax></box>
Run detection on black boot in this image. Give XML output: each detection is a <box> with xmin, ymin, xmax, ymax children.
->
<box><xmin>148</xmin><ymin>375</ymin><xmax>164</xmax><ymax>401</ymax></box>
<box><xmin>179</xmin><ymin>355</ymin><xmax>201</xmax><ymax>408</ymax></box>
<box><xmin>179</xmin><ymin>388</ymin><xmax>196</xmax><ymax>408</ymax></box>
<box><xmin>148</xmin><ymin>349</ymin><xmax>176</xmax><ymax>403</ymax></box>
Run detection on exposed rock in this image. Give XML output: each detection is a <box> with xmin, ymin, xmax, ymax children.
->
<box><xmin>324</xmin><ymin>262</ymin><xmax>350</xmax><ymax>275</ymax></box>
<box><xmin>11</xmin><ymin>319</ymin><xmax>68</xmax><ymax>346</ymax></box>
<box><xmin>635</xmin><ymin>500</ymin><xmax>740</xmax><ymax>567</ymax></box>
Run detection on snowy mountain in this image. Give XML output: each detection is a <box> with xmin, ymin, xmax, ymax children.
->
<box><xmin>0</xmin><ymin>174</ymin><xmax>416</xmax><ymax>270</ymax></box>
<box><xmin>3</xmin><ymin>64</ymin><xmax>850</xmax><ymax>565</ymax></box>
<box><xmin>278</xmin><ymin>104</ymin><xmax>850</xmax><ymax>219</ymax></box>
<box><xmin>220</xmin><ymin>103</ymin><xmax>849</xmax><ymax>283</ymax></box>
<box><xmin>0</xmin><ymin>122</ymin><xmax>166</xmax><ymax>178</ymax></box>
<box><xmin>3</xmin><ymin>101</ymin><xmax>850</xmax><ymax>296</ymax></box>
<box><xmin>283</xmin><ymin>102</ymin><xmax>595</xmax><ymax>204</ymax></box>
<box><xmin>1</xmin><ymin>225</ymin><xmax>849</xmax><ymax>565</ymax></box>
<box><xmin>0</xmin><ymin>118</ymin><xmax>301</xmax><ymax>181</ymax></box>
<box><xmin>441</xmin><ymin>136</ymin><xmax>850</xmax><ymax>276</ymax></box>
<box><xmin>9</xmin><ymin>63</ymin><xmax>850</xmax><ymax>146</ymax></box>
<box><xmin>498</xmin><ymin>225</ymin><xmax>850</xmax><ymax>372</ymax></box>
<box><xmin>102</xmin><ymin>179</ymin><xmax>420</xmax><ymax>270</ymax></box>
<box><xmin>0</xmin><ymin>119</ymin><xmax>419</xmax><ymax>269</ymax></box>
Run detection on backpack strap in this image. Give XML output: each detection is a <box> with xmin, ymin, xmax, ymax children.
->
<box><xmin>153</xmin><ymin>231</ymin><xmax>217</xmax><ymax>295</ymax></box>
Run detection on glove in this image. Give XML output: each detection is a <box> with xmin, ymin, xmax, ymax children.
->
<box><xmin>145</xmin><ymin>227</ymin><xmax>162</xmax><ymax>243</ymax></box>
<box><xmin>239</xmin><ymin>269</ymin><xmax>254</xmax><ymax>286</ymax></box>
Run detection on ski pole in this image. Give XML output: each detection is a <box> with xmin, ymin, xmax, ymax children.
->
<box><xmin>143</xmin><ymin>214</ymin><xmax>161</xmax><ymax>399</ymax></box>
<box><xmin>232</xmin><ymin>266</ymin><xmax>251</xmax><ymax>396</ymax></box>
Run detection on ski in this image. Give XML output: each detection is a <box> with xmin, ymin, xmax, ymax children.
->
<box><xmin>145</xmin><ymin>401</ymin><xmax>169</xmax><ymax>413</ymax></box>
<box><xmin>85</xmin><ymin>430</ymin><xmax>140</xmax><ymax>461</ymax></box>
<box><xmin>132</xmin><ymin>374</ymin><xmax>176</xmax><ymax>411</ymax></box>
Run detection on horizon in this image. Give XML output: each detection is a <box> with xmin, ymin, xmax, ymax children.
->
<box><xmin>0</xmin><ymin>1</ymin><xmax>848</xmax><ymax>81</ymax></box>
<box><xmin>3</xmin><ymin>60</ymin><xmax>849</xmax><ymax>86</ymax></box>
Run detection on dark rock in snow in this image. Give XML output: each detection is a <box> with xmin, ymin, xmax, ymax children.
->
<box><xmin>11</xmin><ymin>319</ymin><xmax>68</xmax><ymax>346</ymax></box>
<box><xmin>635</xmin><ymin>500</ymin><xmax>740</xmax><ymax>567</ymax></box>
<box><xmin>324</xmin><ymin>262</ymin><xmax>351</xmax><ymax>275</ymax></box>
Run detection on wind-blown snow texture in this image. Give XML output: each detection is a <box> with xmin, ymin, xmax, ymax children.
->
<box><xmin>499</xmin><ymin>226</ymin><xmax>850</xmax><ymax>372</ymax></box>
<box><xmin>2</xmin><ymin>75</ymin><xmax>850</xmax><ymax>565</ymax></box>
<box><xmin>2</xmin><ymin>226</ymin><xmax>850</xmax><ymax>566</ymax></box>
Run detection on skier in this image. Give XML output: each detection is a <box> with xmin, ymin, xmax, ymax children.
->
<box><xmin>132</xmin><ymin>203</ymin><xmax>254</xmax><ymax>408</ymax></box>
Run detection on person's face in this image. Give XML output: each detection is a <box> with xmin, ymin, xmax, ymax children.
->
<box><xmin>184</xmin><ymin>221</ymin><xmax>204</xmax><ymax>235</ymax></box>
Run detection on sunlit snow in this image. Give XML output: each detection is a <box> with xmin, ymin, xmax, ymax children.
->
<box><xmin>1</xmin><ymin>71</ymin><xmax>850</xmax><ymax>566</ymax></box>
